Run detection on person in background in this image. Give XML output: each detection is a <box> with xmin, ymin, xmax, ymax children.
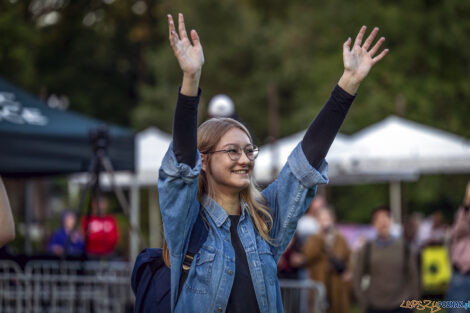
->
<box><xmin>302</xmin><ymin>206</ymin><xmax>351</xmax><ymax>313</ymax></box>
<box><xmin>0</xmin><ymin>177</ymin><xmax>15</xmax><ymax>247</ymax></box>
<box><xmin>446</xmin><ymin>181</ymin><xmax>470</xmax><ymax>313</ymax></box>
<box><xmin>297</xmin><ymin>195</ymin><xmax>327</xmax><ymax>244</ymax></box>
<box><xmin>352</xmin><ymin>206</ymin><xmax>419</xmax><ymax>313</ymax></box>
<box><xmin>81</xmin><ymin>197</ymin><xmax>119</xmax><ymax>257</ymax></box>
<box><xmin>415</xmin><ymin>210</ymin><xmax>447</xmax><ymax>250</ymax></box>
<box><xmin>48</xmin><ymin>210</ymin><xmax>84</xmax><ymax>256</ymax></box>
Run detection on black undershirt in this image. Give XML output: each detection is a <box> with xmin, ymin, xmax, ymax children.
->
<box><xmin>226</xmin><ymin>215</ymin><xmax>260</xmax><ymax>313</ymax></box>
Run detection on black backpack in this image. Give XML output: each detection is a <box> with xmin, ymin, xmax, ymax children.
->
<box><xmin>131</xmin><ymin>212</ymin><xmax>209</xmax><ymax>313</ymax></box>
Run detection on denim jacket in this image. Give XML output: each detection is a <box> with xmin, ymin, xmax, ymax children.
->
<box><xmin>158</xmin><ymin>141</ymin><xmax>328</xmax><ymax>313</ymax></box>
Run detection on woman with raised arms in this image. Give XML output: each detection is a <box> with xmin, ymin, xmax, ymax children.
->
<box><xmin>158</xmin><ymin>13</ymin><xmax>388</xmax><ymax>313</ymax></box>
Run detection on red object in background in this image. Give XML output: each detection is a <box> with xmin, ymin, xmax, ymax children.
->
<box><xmin>81</xmin><ymin>216</ymin><xmax>118</xmax><ymax>255</ymax></box>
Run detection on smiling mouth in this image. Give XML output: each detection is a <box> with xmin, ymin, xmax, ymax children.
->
<box><xmin>232</xmin><ymin>169</ymin><xmax>249</xmax><ymax>175</ymax></box>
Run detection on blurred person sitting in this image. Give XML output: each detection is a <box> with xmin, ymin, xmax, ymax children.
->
<box><xmin>352</xmin><ymin>205</ymin><xmax>419</xmax><ymax>313</ymax></box>
<box><xmin>0</xmin><ymin>177</ymin><xmax>15</xmax><ymax>247</ymax></box>
<box><xmin>48</xmin><ymin>210</ymin><xmax>84</xmax><ymax>256</ymax></box>
<box><xmin>302</xmin><ymin>206</ymin><xmax>351</xmax><ymax>313</ymax></box>
<box><xmin>446</xmin><ymin>181</ymin><xmax>470</xmax><ymax>313</ymax></box>
<box><xmin>81</xmin><ymin>197</ymin><xmax>119</xmax><ymax>257</ymax></box>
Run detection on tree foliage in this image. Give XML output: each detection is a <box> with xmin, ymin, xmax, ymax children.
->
<box><xmin>1</xmin><ymin>0</ymin><xmax>469</xmax><ymax>222</ymax></box>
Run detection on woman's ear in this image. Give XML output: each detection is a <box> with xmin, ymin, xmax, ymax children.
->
<box><xmin>201</xmin><ymin>154</ymin><xmax>207</xmax><ymax>172</ymax></box>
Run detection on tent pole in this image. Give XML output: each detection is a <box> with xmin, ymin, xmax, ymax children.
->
<box><xmin>129</xmin><ymin>177</ymin><xmax>140</xmax><ymax>263</ymax></box>
<box><xmin>389</xmin><ymin>181</ymin><xmax>402</xmax><ymax>224</ymax></box>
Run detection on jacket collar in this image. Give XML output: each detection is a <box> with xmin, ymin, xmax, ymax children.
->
<box><xmin>201</xmin><ymin>194</ymin><xmax>247</xmax><ymax>227</ymax></box>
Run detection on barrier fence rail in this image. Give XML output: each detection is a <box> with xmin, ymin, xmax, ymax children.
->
<box><xmin>1</xmin><ymin>260</ymin><xmax>327</xmax><ymax>313</ymax></box>
<box><xmin>0</xmin><ymin>260</ymin><xmax>133</xmax><ymax>313</ymax></box>
<box><xmin>279</xmin><ymin>279</ymin><xmax>327</xmax><ymax>313</ymax></box>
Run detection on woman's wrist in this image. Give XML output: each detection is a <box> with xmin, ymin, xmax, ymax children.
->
<box><xmin>338</xmin><ymin>71</ymin><xmax>361</xmax><ymax>96</ymax></box>
<box><xmin>181</xmin><ymin>71</ymin><xmax>201</xmax><ymax>97</ymax></box>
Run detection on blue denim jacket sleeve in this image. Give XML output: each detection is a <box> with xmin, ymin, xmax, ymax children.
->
<box><xmin>261</xmin><ymin>142</ymin><xmax>328</xmax><ymax>262</ymax></box>
<box><xmin>158</xmin><ymin>142</ymin><xmax>202</xmax><ymax>257</ymax></box>
<box><xmin>158</xmin><ymin>142</ymin><xmax>202</xmax><ymax>312</ymax></box>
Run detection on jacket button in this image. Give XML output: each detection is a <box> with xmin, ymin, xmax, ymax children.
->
<box><xmin>228</xmin><ymin>270</ymin><xmax>233</xmax><ymax>275</ymax></box>
<box><xmin>218</xmin><ymin>307</ymin><xmax>223</xmax><ymax>312</ymax></box>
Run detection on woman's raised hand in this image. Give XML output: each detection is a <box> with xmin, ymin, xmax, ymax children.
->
<box><xmin>338</xmin><ymin>26</ymin><xmax>389</xmax><ymax>95</ymax></box>
<box><xmin>168</xmin><ymin>14</ymin><xmax>204</xmax><ymax>89</ymax></box>
<box><xmin>168</xmin><ymin>13</ymin><xmax>204</xmax><ymax>96</ymax></box>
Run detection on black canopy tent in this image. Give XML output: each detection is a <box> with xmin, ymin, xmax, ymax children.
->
<box><xmin>0</xmin><ymin>76</ymin><xmax>136</xmax><ymax>256</ymax></box>
<box><xmin>0</xmin><ymin>77</ymin><xmax>134</xmax><ymax>176</ymax></box>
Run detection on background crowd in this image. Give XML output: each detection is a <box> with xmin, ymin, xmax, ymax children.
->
<box><xmin>278</xmin><ymin>181</ymin><xmax>470</xmax><ymax>313</ymax></box>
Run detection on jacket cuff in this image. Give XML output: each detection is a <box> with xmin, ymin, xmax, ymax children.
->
<box><xmin>160</xmin><ymin>141</ymin><xmax>201</xmax><ymax>183</ymax></box>
<box><xmin>287</xmin><ymin>143</ymin><xmax>329</xmax><ymax>188</ymax></box>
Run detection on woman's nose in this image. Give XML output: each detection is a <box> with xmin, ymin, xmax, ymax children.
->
<box><xmin>238</xmin><ymin>150</ymin><xmax>251</xmax><ymax>164</ymax></box>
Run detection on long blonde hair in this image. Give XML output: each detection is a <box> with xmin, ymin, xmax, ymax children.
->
<box><xmin>163</xmin><ymin>118</ymin><xmax>273</xmax><ymax>267</ymax></box>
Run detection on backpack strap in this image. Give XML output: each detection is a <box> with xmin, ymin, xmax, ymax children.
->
<box><xmin>178</xmin><ymin>210</ymin><xmax>209</xmax><ymax>296</ymax></box>
<box><xmin>183</xmin><ymin>210</ymin><xmax>209</xmax><ymax>269</ymax></box>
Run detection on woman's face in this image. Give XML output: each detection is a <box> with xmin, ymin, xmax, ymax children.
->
<box><xmin>203</xmin><ymin>127</ymin><xmax>254</xmax><ymax>195</ymax></box>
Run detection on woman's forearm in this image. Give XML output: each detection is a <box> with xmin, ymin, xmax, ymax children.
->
<box><xmin>172</xmin><ymin>84</ymin><xmax>201</xmax><ymax>168</ymax></box>
<box><xmin>338</xmin><ymin>71</ymin><xmax>361</xmax><ymax>96</ymax></box>
<box><xmin>0</xmin><ymin>178</ymin><xmax>15</xmax><ymax>246</ymax></box>
<box><xmin>180</xmin><ymin>72</ymin><xmax>201</xmax><ymax>97</ymax></box>
<box><xmin>301</xmin><ymin>84</ymin><xmax>355</xmax><ymax>168</ymax></box>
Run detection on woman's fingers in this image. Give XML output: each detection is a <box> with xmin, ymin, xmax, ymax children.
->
<box><xmin>343</xmin><ymin>37</ymin><xmax>352</xmax><ymax>53</ymax></box>
<box><xmin>168</xmin><ymin>15</ymin><xmax>179</xmax><ymax>49</ymax></box>
<box><xmin>369</xmin><ymin>37</ymin><xmax>385</xmax><ymax>57</ymax></box>
<box><xmin>191</xmin><ymin>29</ymin><xmax>201</xmax><ymax>48</ymax></box>
<box><xmin>362</xmin><ymin>27</ymin><xmax>379</xmax><ymax>51</ymax></box>
<box><xmin>168</xmin><ymin>15</ymin><xmax>176</xmax><ymax>39</ymax></box>
<box><xmin>353</xmin><ymin>26</ymin><xmax>366</xmax><ymax>47</ymax></box>
<box><xmin>178</xmin><ymin>13</ymin><xmax>189</xmax><ymax>41</ymax></box>
<box><xmin>372</xmin><ymin>48</ymin><xmax>389</xmax><ymax>64</ymax></box>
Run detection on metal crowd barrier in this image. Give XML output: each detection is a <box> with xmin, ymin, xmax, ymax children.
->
<box><xmin>279</xmin><ymin>279</ymin><xmax>327</xmax><ymax>313</ymax></box>
<box><xmin>0</xmin><ymin>260</ymin><xmax>133</xmax><ymax>313</ymax></box>
<box><xmin>1</xmin><ymin>260</ymin><xmax>326</xmax><ymax>313</ymax></box>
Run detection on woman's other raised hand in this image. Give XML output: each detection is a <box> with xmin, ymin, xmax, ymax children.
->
<box><xmin>338</xmin><ymin>26</ymin><xmax>389</xmax><ymax>95</ymax></box>
<box><xmin>168</xmin><ymin>13</ymin><xmax>204</xmax><ymax>96</ymax></box>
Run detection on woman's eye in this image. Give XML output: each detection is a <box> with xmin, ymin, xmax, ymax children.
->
<box><xmin>228</xmin><ymin>149</ymin><xmax>238</xmax><ymax>153</ymax></box>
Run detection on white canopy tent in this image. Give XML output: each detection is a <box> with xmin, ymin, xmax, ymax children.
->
<box><xmin>344</xmin><ymin>116</ymin><xmax>470</xmax><ymax>174</ymax></box>
<box><xmin>254</xmin><ymin>131</ymin><xmax>355</xmax><ymax>183</ymax></box>
<box><xmin>254</xmin><ymin>116</ymin><xmax>470</xmax><ymax>223</ymax></box>
<box><xmin>253</xmin><ymin>129</ymin><xmax>417</xmax><ymax>185</ymax></box>
<box><xmin>344</xmin><ymin>115</ymin><xmax>470</xmax><ymax>222</ymax></box>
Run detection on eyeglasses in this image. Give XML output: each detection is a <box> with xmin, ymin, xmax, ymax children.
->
<box><xmin>207</xmin><ymin>144</ymin><xmax>259</xmax><ymax>161</ymax></box>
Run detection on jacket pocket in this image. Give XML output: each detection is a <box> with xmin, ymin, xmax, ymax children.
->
<box><xmin>185</xmin><ymin>249</ymin><xmax>216</xmax><ymax>294</ymax></box>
